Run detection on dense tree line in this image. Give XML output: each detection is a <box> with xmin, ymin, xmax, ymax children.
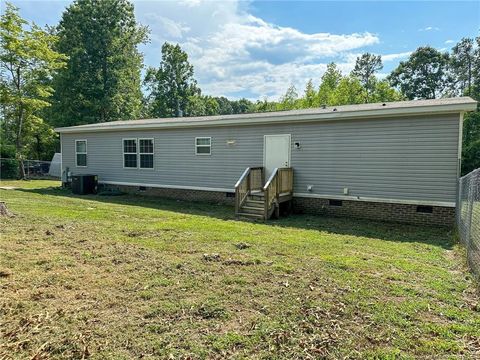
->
<box><xmin>1</xmin><ymin>0</ymin><xmax>479</xmax><ymax>177</ymax></box>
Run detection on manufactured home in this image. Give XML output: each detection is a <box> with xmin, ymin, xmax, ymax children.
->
<box><xmin>56</xmin><ymin>97</ymin><xmax>477</xmax><ymax>225</ymax></box>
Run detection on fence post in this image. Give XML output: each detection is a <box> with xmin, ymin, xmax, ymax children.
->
<box><xmin>458</xmin><ymin>168</ymin><xmax>480</xmax><ymax>282</ymax></box>
<box><xmin>466</xmin><ymin>174</ymin><xmax>475</xmax><ymax>247</ymax></box>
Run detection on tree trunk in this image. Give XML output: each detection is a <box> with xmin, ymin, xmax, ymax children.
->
<box><xmin>18</xmin><ymin>159</ymin><xmax>25</xmax><ymax>180</ymax></box>
<box><xmin>468</xmin><ymin>59</ymin><xmax>472</xmax><ymax>96</ymax></box>
<box><xmin>15</xmin><ymin>102</ymin><xmax>25</xmax><ymax>180</ymax></box>
<box><xmin>14</xmin><ymin>67</ymin><xmax>26</xmax><ymax>180</ymax></box>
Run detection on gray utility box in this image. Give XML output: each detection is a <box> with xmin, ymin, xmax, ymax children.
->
<box><xmin>71</xmin><ymin>174</ymin><xmax>98</xmax><ymax>195</ymax></box>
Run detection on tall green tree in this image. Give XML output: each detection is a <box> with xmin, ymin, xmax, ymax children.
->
<box><xmin>0</xmin><ymin>3</ymin><xmax>66</xmax><ymax>177</ymax></box>
<box><xmin>317</xmin><ymin>62</ymin><xmax>342</xmax><ymax>105</ymax></box>
<box><xmin>351</xmin><ymin>53</ymin><xmax>383</xmax><ymax>102</ymax></box>
<box><xmin>462</xmin><ymin>110</ymin><xmax>480</xmax><ymax>174</ymax></box>
<box><xmin>451</xmin><ymin>37</ymin><xmax>476</xmax><ymax>97</ymax></box>
<box><xmin>331</xmin><ymin>76</ymin><xmax>364</xmax><ymax>105</ymax></box>
<box><xmin>370</xmin><ymin>80</ymin><xmax>404</xmax><ymax>103</ymax></box>
<box><xmin>449</xmin><ymin>36</ymin><xmax>480</xmax><ymax>173</ymax></box>
<box><xmin>388</xmin><ymin>46</ymin><xmax>451</xmax><ymax>99</ymax></box>
<box><xmin>144</xmin><ymin>42</ymin><xmax>199</xmax><ymax>117</ymax></box>
<box><xmin>253</xmin><ymin>98</ymin><xmax>277</xmax><ymax>113</ymax></box>
<box><xmin>49</xmin><ymin>0</ymin><xmax>148</xmax><ymax>126</ymax></box>
<box><xmin>214</xmin><ymin>96</ymin><xmax>234</xmax><ymax>115</ymax></box>
<box><xmin>469</xmin><ymin>36</ymin><xmax>479</xmax><ymax>99</ymax></box>
<box><xmin>186</xmin><ymin>95</ymin><xmax>219</xmax><ymax>116</ymax></box>
<box><xmin>230</xmin><ymin>98</ymin><xmax>253</xmax><ymax>114</ymax></box>
<box><xmin>301</xmin><ymin>79</ymin><xmax>317</xmax><ymax>108</ymax></box>
<box><xmin>277</xmin><ymin>85</ymin><xmax>298</xmax><ymax>110</ymax></box>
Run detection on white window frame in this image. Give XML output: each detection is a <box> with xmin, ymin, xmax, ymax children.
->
<box><xmin>195</xmin><ymin>137</ymin><xmax>211</xmax><ymax>156</ymax></box>
<box><xmin>122</xmin><ymin>138</ymin><xmax>138</xmax><ymax>169</ymax></box>
<box><xmin>139</xmin><ymin>138</ymin><xmax>154</xmax><ymax>170</ymax></box>
<box><xmin>75</xmin><ymin>139</ymin><xmax>87</xmax><ymax>167</ymax></box>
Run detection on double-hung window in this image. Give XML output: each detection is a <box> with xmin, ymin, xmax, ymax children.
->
<box><xmin>75</xmin><ymin>140</ymin><xmax>87</xmax><ymax>167</ymax></box>
<box><xmin>123</xmin><ymin>138</ymin><xmax>154</xmax><ymax>169</ymax></box>
<box><xmin>195</xmin><ymin>137</ymin><xmax>211</xmax><ymax>155</ymax></box>
<box><xmin>139</xmin><ymin>139</ymin><xmax>154</xmax><ymax>169</ymax></box>
<box><xmin>123</xmin><ymin>138</ymin><xmax>138</xmax><ymax>168</ymax></box>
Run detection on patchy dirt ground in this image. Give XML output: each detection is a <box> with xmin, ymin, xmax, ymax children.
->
<box><xmin>0</xmin><ymin>180</ymin><xmax>479</xmax><ymax>359</ymax></box>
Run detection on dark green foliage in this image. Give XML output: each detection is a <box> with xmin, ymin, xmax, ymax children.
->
<box><xmin>277</xmin><ymin>85</ymin><xmax>298</xmax><ymax>110</ymax></box>
<box><xmin>186</xmin><ymin>95</ymin><xmax>219</xmax><ymax>116</ymax></box>
<box><xmin>451</xmin><ymin>38</ymin><xmax>476</xmax><ymax>97</ymax></box>
<box><xmin>351</xmin><ymin>53</ymin><xmax>383</xmax><ymax>102</ymax></box>
<box><xmin>214</xmin><ymin>96</ymin><xmax>234</xmax><ymax>115</ymax></box>
<box><xmin>144</xmin><ymin>42</ymin><xmax>199</xmax><ymax>118</ymax></box>
<box><xmin>49</xmin><ymin>0</ymin><xmax>148</xmax><ymax>126</ymax></box>
<box><xmin>0</xmin><ymin>145</ymin><xmax>18</xmax><ymax>179</ymax></box>
<box><xmin>230</xmin><ymin>98</ymin><xmax>254</xmax><ymax>114</ymax></box>
<box><xmin>1</xmin><ymin>2</ymin><xmax>66</xmax><ymax>177</ymax></box>
<box><xmin>388</xmin><ymin>46</ymin><xmax>451</xmax><ymax>99</ymax></box>
<box><xmin>462</xmin><ymin>110</ymin><xmax>480</xmax><ymax>175</ymax></box>
<box><xmin>474</xmin><ymin>37</ymin><xmax>480</xmax><ymax>98</ymax></box>
<box><xmin>450</xmin><ymin>36</ymin><xmax>480</xmax><ymax>174</ymax></box>
<box><xmin>462</xmin><ymin>139</ymin><xmax>480</xmax><ymax>175</ymax></box>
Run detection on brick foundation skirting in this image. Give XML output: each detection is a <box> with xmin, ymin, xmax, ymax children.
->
<box><xmin>100</xmin><ymin>183</ymin><xmax>235</xmax><ymax>205</ymax></box>
<box><xmin>292</xmin><ymin>197</ymin><xmax>455</xmax><ymax>227</ymax></box>
<box><xmin>99</xmin><ymin>183</ymin><xmax>454</xmax><ymax>226</ymax></box>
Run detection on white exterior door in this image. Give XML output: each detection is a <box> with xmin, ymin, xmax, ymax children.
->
<box><xmin>264</xmin><ymin>134</ymin><xmax>291</xmax><ymax>179</ymax></box>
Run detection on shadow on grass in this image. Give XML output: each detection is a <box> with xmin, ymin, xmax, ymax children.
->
<box><xmin>16</xmin><ymin>186</ymin><xmax>454</xmax><ymax>249</ymax></box>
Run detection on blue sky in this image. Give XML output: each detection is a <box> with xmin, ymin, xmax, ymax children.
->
<box><xmin>6</xmin><ymin>0</ymin><xmax>480</xmax><ymax>100</ymax></box>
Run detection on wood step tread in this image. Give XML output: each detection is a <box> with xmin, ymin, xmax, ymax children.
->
<box><xmin>242</xmin><ymin>206</ymin><xmax>264</xmax><ymax>211</ymax></box>
<box><xmin>236</xmin><ymin>212</ymin><xmax>265</xmax><ymax>219</ymax></box>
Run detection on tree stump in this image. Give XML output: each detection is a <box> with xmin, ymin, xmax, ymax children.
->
<box><xmin>0</xmin><ymin>202</ymin><xmax>14</xmax><ymax>217</ymax></box>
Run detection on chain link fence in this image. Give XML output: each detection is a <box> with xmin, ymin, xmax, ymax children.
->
<box><xmin>457</xmin><ymin>168</ymin><xmax>480</xmax><ymax>280</ymax></box>
<box><xmin>0</xmin><ymin>158</ymin><xmax>60</xmax><ymax>179</ymax></box>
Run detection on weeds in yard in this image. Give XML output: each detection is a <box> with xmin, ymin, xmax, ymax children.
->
<box><xmin>0</xmin><ymin>180</ymin><xmax>479</xmax><ymax>359</ymax></box>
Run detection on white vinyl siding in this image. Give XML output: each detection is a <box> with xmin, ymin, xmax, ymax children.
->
<box><xmin>61</xmin><ymin>114</ymin><xmax>461</xmax><ymax>204</ymax></box>
<box><xmin>75</xmin><ymin>140</ymin><xmax>87</xmax><ymax>167</ymax></box>
<box><xmin>195</xmin><ymin>137</ymin><xmax>211</xmax><ymax>155</ymax></box>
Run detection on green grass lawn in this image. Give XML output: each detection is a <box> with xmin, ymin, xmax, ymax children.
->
<box><xmin>1</xmin><ymin>180</ymin><xmax>479</xmax><ymax>359</ymax></box>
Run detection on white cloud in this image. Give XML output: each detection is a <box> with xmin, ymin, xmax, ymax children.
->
<box><xmin>144</xmin><ymin>14</ymin><xmax>190</xmax><ymax>38</ymax></box>
<box><xmin>418</xmin><ymin>26</ymin><xmax>440</xmax><ymax>32</ymax></box>
<box><xmin>178</xmin><ymin>0</ymin><xmax>203</xmax><ymax>7</ymax></box>
<box><xmin>382</xmin><ymin>51</ymin><xmax>412</xmax><ymax>62</ymax></box>
<box><xmin>135</xmin><ymin>1</ymin><xmax>381</xmax><ymax>99</ymax></box>
<box><xmin>445</xmin><ymin>39</ymin><xmax>455</xmax><ymax>45</ymax></box>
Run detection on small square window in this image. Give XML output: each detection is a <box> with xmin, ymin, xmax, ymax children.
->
<box><xmin>124</xmin><ymin>154</ymin><xmax>137</xmax><ymax>168</ymax></box>
<box><xmin>140</xmin><ymin>154</ymin><xmax>153</xmax><ymax>168</ymax></box>
<box><xmin>140</xmin><ymin>139</ymin><xmax>153</xmax><ymax>154</ymax></box>
<box><xmin>195</xmin><ymin>137</ymin><xmax>211</xmax><ymax>155</ymax></box>
<box><xmin>123</xmin><ymin>139</ymin><xmax>137</xmax><ymax>153</ymax></box>
<box><xmin>76</xmin><ymin>141</ymin><xmax>86</xmax><ymax>153</ymax></box>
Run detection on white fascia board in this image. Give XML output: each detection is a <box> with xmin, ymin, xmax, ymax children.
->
<box><xmin>55</xmin><ymin>102</ymin><xmax>478</xmax><ymax>134</ymax></box>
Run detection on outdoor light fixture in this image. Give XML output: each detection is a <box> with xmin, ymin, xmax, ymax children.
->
<box><xmin>294</xmin><ymin>142</ymin><xmax>301</xmax><ymax>149</ymax></box>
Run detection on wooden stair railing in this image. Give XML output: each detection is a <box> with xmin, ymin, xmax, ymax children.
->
<box><xmin>262</xmin><ymin>167</ymin><xmax>293</xmax><ymax>219</ymax></box>
<box><xmin>234</xmin><ymin>167</ymin><xmax>263</xmax><ymax>215</ymax></box>
<box><xmin>235</xmin><ymin>167</ymin><xmax>293</xmax><ymax>220</ymax></box>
